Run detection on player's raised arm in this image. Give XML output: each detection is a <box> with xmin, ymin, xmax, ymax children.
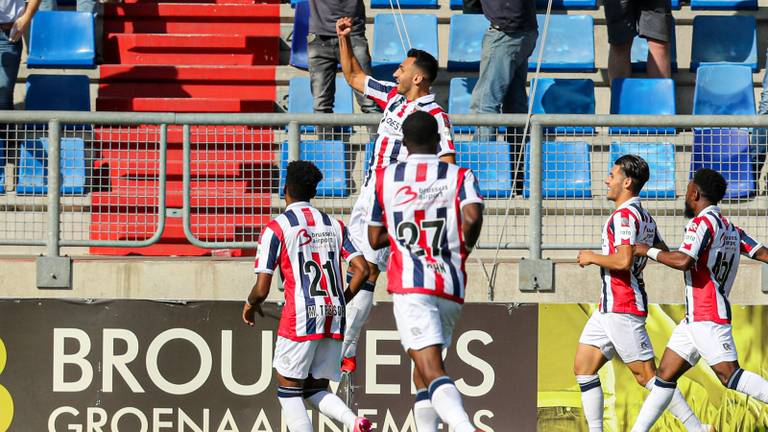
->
<box><xmin>336</xmin><ymin>17</ymin><xmax>367</xmax><ymax>93</ymax></box>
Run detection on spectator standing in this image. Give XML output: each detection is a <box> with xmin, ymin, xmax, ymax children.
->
<box><xmin>0</xmin><ymin>0</ymin><xmax>40</xmax><ymax>110</ymax></box>
<box><xmin>308</xmin><ymin>0</ymin><xmax>377</xmax><ymax>116</ymax></box>
<box><xmin>39</xmin><ymin>0</ymin><xmax>95</xmax><ymax>13</ymax></box>
<box><xmin>604</xmin><ymin>0</ymin><xmax>673</xmax><ymax>79</ymax></box>
<box><xmin>463</xmin><ymin>0</ymin><xmax>483</xmax><ymax>14</ymax></box>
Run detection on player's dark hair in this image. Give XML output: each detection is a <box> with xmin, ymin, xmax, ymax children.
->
<box><xmin>407</xmin><ymin>48</ymin><xmax>438</xmax><ymax>83</ymax></box>
<box><xmin>615</xmin><ymin>154</ymin><xmax>650</xmax><ymax>194</ymax></box>
<box><xmin>692</xmin><ymin>168</ymin><xmax>728</xmax><ymax>204</ymax></box>
<box><xmin>285</xmin><ymin>160</ymin><xmax>323</xmax><ymax>201</ymax></box>
<box><xmin>402</xmin><ymin>111</ymin><xmax>439</xmax><ymax>154</ymax></box>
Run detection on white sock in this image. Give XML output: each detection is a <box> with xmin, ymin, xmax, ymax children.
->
<box><xmin>428</xmin><ymin>377</ymin><xmax>475</xmax><ymax>432</ymax></box>
<box><xmin>631</xmin><ymin>378</ymin><xmax>676</xmax><ymax>432</ymax></box>
<box><xmin>576</xmin><ymin>374</ymin><xmax>603</xmax><ymax>431</ymax></box>
<box><xmin>644</xmin><ymin>379</ymin><xmax>702</xmax><ymax>431</ymax></box>
<box><xmin>342</xmin><ymin>284</ymin><xmax>375</xmax><ymax>358</ymax></box>
<box><xmin>304</xmin><ymin>388</ymin><xmax>357</xmax><ymax>430</ymax></box>
<box><xmin>730</xmin><ymin>368</ymin><xmax>768</xmax><ymax>403</ymax></box>
<box><xmin>414</xmin><ymin>388</ymin><xmax>439</xmax><ymax>432</ymax></box>
<box><xmin>278</xmin><ymin>387</ymin><xmax>313</xmax><ymax>432</ymax></box>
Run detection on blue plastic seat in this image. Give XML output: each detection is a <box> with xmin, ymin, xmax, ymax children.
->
<box><xmin>28</xmin><ymin>11</ymin><xmax>94</xmax><ymax>68</ymax></box>
<box><xmin>456</xmin><ymin>141</ymin><xmax>513</xmax><ymax>198</ymax></box>
<box><xmin>531</xmin><ymin>78</ymin><xmax>595</xmax><ymax>134</ymax></box>
<box><xmin>691</xmin><ymin>0</ymin><xmax>755</xmax><ymax>9</ymax></box>
<box><xmin>25</xmin><ymin>74</ymin><xmax>90</xmax><ymax>112</ymax></box>
<box><xmin>610</xmin><ymin>142</ymin><xmax>676</xmax><ymax>199</ymax></box>
<box><xmin>529</xmin><ymin>15</ymin><xmax>595</xmax><ymax>71</ymax></box>
<box><xmin>631</xmin><ymin>22</ymin><xmax>678</xmax><ymax>72</ymax></box>
<box><xmin>288</xmin><ymin>76</ymin><xmax>353</xmax><ymax>133</ymax></box>
<box><xmin>16</xmin><ymin>138</ymin><xmax>86</xmax><ymax>195</ymax></box>
<box><xmin>372</xmin><ymin>0</ymin><xmax>437</xmax><ymax>8</ymax></box>
<box><xmin>690</xmin><ymin>16</ymin><xmax>757</xmax><ymax>72</ymax></box>
<box><xmin>448</xmin><ymin>77</ymin><xmax>476</xmax><ymax>133</ymax></box>
<box><xmin>363</xmin><ymin>140</ymin><xmax>375</xmax><ymax>177</ymax></box>
<box><xmin>523</xmin><ymin>141</ymin><xmax>592</xmax><ymax>198</ymax></box>
<box><xmin>693</xmin><ymin>64</ymin><xmax>755</xmax><ymax>115</ymax></box>
<box><xmin>280</xmin><ymin>141</ymin><xmax>349</xmax><ymax>197</ymax></box>
<box><xmin>447</xmin><ymin>14</ymin><xmax>489</xmax><ymax>71</ymax></box>
<box><xmin>372</xmin><ymin>14</ymin><xmax>438</xmax><ymax>80</ymax></box>
<box><xmin>450</xmin><ymin>0</ymin><xmax>462</xmax><ymax>8</ymax></box>
<box><xmin>536</xmin><ymin>0</ymin><xmax>596</xmax><ymax>9</ymax></box>
<box><xmin>290</xmin><ymin>0</ymin><xmax>310</xmax><ymax>70</ymax></box>
<box><xmin>692</xmin><ymin>129</ymin><xmax>754</xmax><ymax>199</ymax></box>
<box><xmin>0</xmin><ymin>143</ymin><xmax>5</xmax><ymax>194</ymax></box>
<box><xmin>609</xmin><ymin>78</ymin><xmax>676</xmax><ymax>135</ymax></box>
<box><xmin>671</xmin><ymin>0</ymin><xmax>680</xmax><ymax>8</ymax></box>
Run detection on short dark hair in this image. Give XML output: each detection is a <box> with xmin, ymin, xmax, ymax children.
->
<box><xmin>402</xmin><ymin>111</ymin><xmax>439</xmax><ymax>153</ymax></box>
<box><xmin>693</xmin><ymin>168</ymin><xmax>727</xmax><ymax>204</ymax></box>
<box><xmin>407</xmin><ymin>48</ymin><xmax>438</xmax><ymax>83</ymax></box>
<box><xmin>285</xmin><ymin>160</ymin><xmax>323</xmax><ymax>201</ymax></box>
<box><xmin>615</xmin><ymin>154</ymin><xmax>650</xmax><ymax>194</ymax></box>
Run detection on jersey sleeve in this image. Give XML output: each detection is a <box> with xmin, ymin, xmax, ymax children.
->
<box><xmin>678</xmin><ymin>217</ymin><xmax>712</xmax><ymax>261</ymax></box>
<box><xmin>652</xmin><ymin>226</ymin><xmax>665</xmax><ymax>247</ymax></box>
<box><xmin>338</xmin><ymin>221</ymin><xmax>363</xmax><ymax>262</ymax></box>
<box><xmin>737</xmin><ymin>225</ymin><xmax>763</xmax><ymax>258</ymax></box>
<box><xmin>612</xmin><ymin>209</ymin><xmax>638</xmax><ymax>247</ymax></box>
<box><xmin>458</xmin><ymin>168</ymin><xmax>484</xmax><ymax>209</ymax></box>
<box><xmin>254</xmin><ymin>223</ymin><xmax>282</xmax><ymax>275</ymax></box>
<box><xmin>364</xmin><ymin>76</ymin><xmax>397</xmax><ymax>110</ymax></box>
<box><xmin>432</xmin><ymin>110</ymin><xmax>456</xmax><ymax>157</ymax></box>
<box><xmin>368</xmin><ymin>168</ymin><xmax>387</xmax><ymax>227</ymax></box>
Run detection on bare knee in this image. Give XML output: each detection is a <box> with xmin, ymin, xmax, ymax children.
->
<box><xmin>712</xmin><ymin>362</ymin><xmax>739</xmax><ymax>387</ymax></box>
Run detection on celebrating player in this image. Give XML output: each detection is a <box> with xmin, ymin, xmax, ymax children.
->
<box><xmin>630</xmin><ymin>168</ymin><xmax>768</xmax><ymax>431</ymax></box>
<box><xmin>575</xmin><ymin>155</ymin><xmax>709</xmax><ymax>432</ymax></box>
<box><xmin>242</xmin><ymin>161</ymin><xmax>373</xmax><ymax>432</ymax></box>
<box><xmin>336</xmin><ymin>16</ymin><xmax>457</xmax><ymax>373</ymax></box>
<box><xmin>367</xmin><ymin>111</ymin><xmax>484</xmax><ymax>432</ymax></box>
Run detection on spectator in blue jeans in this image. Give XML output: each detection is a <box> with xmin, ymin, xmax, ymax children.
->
<box><xmin>308</xmin><ymin>0</ymin><xmax>377</xmax><ymax>119</ymax></box>
<box><xmin>470</xmin><ymin>0</ymin><xmax>537</xmax><ymax>140</ymax></box>
<box><xmin>39</xmin><ymin>0</ymin><xmax>96</xmax><ymax>13</ymax></box>
<box><xmin>0</xmin><ymin>0</ymin><xmax>41</xmax><ymax>110</ymax></box>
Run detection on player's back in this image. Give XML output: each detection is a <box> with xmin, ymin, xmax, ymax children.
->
<box><xmin>371</xmin><ymin>154</ymin><xmax>483</xmax><ymax>303</ymax></box>
<box><xmin>260</xmin><ymin>202</ymin><xmax>352</xmax><ymax>340</ymax></box>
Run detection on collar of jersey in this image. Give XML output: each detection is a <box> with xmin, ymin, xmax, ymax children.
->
<box><xmin>616</xmin><ymin>196</ymin><xmax>641</xmax><ymax>210</ymax></box>
<box><xmin>407</xmin><ymin>153</ymin><xmax>439</xmax><ymax>160</ymax></box>
<box><xmin>405</xmin><ymin>93</ymin><xmax>435</xmax><ymax>104</ymax></box>
<box><xmin>697</xmin><ymin>204</ymin><xmax>720</xmax><ymax>217</ymax></box>
<box><xmin>286</xmin><ymin>201</ymin><xmax>311</xmax><ymax>211</ymax></box>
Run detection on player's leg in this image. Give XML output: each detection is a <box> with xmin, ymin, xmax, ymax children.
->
<box><xmin>303</xmin><ymin>339</ymin><xmax>373</xmax><ymax>432</ymax></box>
<box><xmin>412</xmin><ymin>347</ymin><xmax>440</xmax><ymax>432</ymax></box>
<box><xmin>712</xmin><ymin>360</ymin><xmax>768</xmax><ymax>403</ymax></box>
<box><xmin>273</xmin><ymin>337</ymin><xmax>315</xmax><ymax>432</ymax></box>
<box><xmin>574</xmin><ymin>312</ymin><xmax>613</xmax><ymax>432</ymax></box>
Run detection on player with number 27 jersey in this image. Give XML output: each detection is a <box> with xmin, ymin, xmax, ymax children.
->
<box><xmin>255</xmin><ymin>202</ymin><xmax>361</xmax><ymax>341</ymax></box>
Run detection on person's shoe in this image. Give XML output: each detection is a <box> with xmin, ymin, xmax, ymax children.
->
<box><xmin>353</xmin><ymin>417</ymin><xmax>372</xmax><ymax>432</ymax></box>
<box><xmin>341</xmin><ymin>356</ymin><xmax>357</xmax><ymax>373</ymax></box>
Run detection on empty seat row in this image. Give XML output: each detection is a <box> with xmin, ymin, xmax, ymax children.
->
<box><xmin>292</xmin><ymin>11</ymin><xmax>757</xmax><ymax>75</ymax></box>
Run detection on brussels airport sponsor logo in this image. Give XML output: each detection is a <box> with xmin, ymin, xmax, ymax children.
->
<box><xmin>394</xmin><ymin>186</ymin><xmax>418</xmax><ymax>207</ymax></box>
<box><xmin>47</xmin><ymin>328</ymin><xmax>497</xmax><ymax>431</ymax></box>
<box><xmin>0</xmin><ymin>338</ymin><xmax>13</xmax><ymax>432</ymax></box>
<box><xmin>298</xmin><ymin>229</ymin><xmax>313</xmax><ymax>247</ymax></box>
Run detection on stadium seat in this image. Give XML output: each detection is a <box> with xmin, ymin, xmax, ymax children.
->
<box><xmin>363</xmin><ymin>140</ymin><xmax>375</xmax><ymax>176</ymax></box>
<box><xmin>450</xmin><ymin>0</ymin><xmax>462</xmax><ymax>8</ymax></box>
<box><xmin>456</xmin><ymin>141</ymin><xmax>513</xmax><ymax>198</ymax></box>
<box><xmin>28</xmin><ymin>11</ymin><xmax>95</xmax><ymax>68</ymax></box>
<box><xmin>447</xmin><ymin>14</ymin><xmax>490</xmax><ymax>71</ymax></box>
<box><xmin>372</xmin><ymin>0</ymin><xmax>438</xmax><ymax>8</ymax></box>
<box><xmin>691</xmin><ymin>0</ymin><xmax>756</xmax><ymax>10</ymax></box>
<box><xmin>280</xmin><ymin>140</ymin><xmax>349</xmax><ymax>197</ymax></box>
<box><xmin>529</xmin><ymin>15</ymin><xmax>595</xmax><ymax>71</ymax></box>
<box><xmin>536</xmin><ymin>0</ymin><xmax>597</xmax><ymax>9</ymax></box>
<box><xmin>693</xmin><ymin>64</ymin><xmax>755</xmax><ymax>115</ymax></box>
<box><xmin>671</xmin><ymin>0</ymin><xmax>680</xmax><ymax>8</ymax></box>
<box><xmin>631</xmin><ymin>22</ymin><xmax>678</xmax><ymax>72</ymax></box>
<box><xmin>448</xmin><ymin>77</ymin><xmax>508</xmax><ymax>134</ymax></box>
<box><xmin>287</xmin><ymin>76</ymin><xmax>353</xmax><ymax>133</ymax></box>
<box><xmin>16</xmin><ymin>138</ymin><xmax>86</xmax><ymax>195</ymax></box>
<box><xmin>523</xmin><ymin>141</ymin><xmax>592</xmax><ymax>198</ymax></box>
<box><xmin>692</xmin><ymin>129</ymin><xmax>754</xmax><ymax>199</ymax></box>
<box><xmin>0</xmin><ymin>144</ymin><xmax>5</xmax><ymax>194</ymax></box>
<box><xmin>290</xmin><ymin>0</ymin><xmax>310</xmax><ymax>70</ymax></box>
<box><xmin>609</xmin><ymin>78</ymin><xmax>676</xmax><ymax>135</ymax></box>
<box><xmin>690</xmin><ymin>16</ymin><xmax>757</xmax><ymax>72</ymax></box>
<box><xmin>372</xmin><ymin>14</ymin><xmax>438</xmax><ymax>80</ymax></box>
<box><xmin>610</xmin><ymin>142</ymin><xmax>676</xmax><ymax>199</ymax></box>
<box><xmin>530</xmin><ymin>78</ymin><xmax>595</xmax><ymax>134</ymax></box>
<box><xmin>25</xmin><ymin>74</ymin><xmax>90</xmax><ymax>112</ymax></box>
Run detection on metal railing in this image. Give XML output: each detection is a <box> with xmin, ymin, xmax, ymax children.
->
<box><xmin>1</xmin><ymin>112</ymin><xmax>767</xmax><ymax>262</ymax></box>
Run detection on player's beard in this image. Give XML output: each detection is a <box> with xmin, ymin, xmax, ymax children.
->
<box><xmin>684</xmin><ymin>201</ymin><xmax>696</xmax><ymax>218</ymax></box>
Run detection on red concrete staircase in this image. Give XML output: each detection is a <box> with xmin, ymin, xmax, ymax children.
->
<box><xmin>91</xmin><ymin>0</ymin><xmax>281</xmax><ymax>256</ymax></box>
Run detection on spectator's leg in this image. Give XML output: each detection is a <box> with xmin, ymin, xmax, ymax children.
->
<box><xmin>308</xmin><ymin>35</ymin><xmax>340</xmax><ymax>139</ymax></box>
<box><xmin>754</xmin><ymin>50</ymin><xmax>768</xmax><ymax>180</ymax></box>
<box><xmin>608</xmin><ymin>41</ymin><xmax>633</xmax><ymax>81</ymax></box>
<box><xmin>646</xmin><ymin>38</ymin><xmax>670</xmax><ymax>78</ymax></box>
<box><xmin>760</xmin><ymin>54</ymin><xmax>768</xmax><ymax>115</ymax></box>
<box><xmin>38</xmin><ymin>0</ymin><xmax>55</xmax><ymax>11</ymax></box>
<box><xmin>349</xmin><ymin>34</ymin><xmax>379</xmax><ymax>114</ymax></box>
<box><xmin>462</xmin><ymin>0</ymin><xmax>483</xmax><ymax>14</ymax></box>
<box><xmin>604</xmin><ymin>0</ymin><xmax>637</xmax><ymax>81</ymax></box>
<box><xmin>470</xmin><ymin>28</ymin><xmax>517</xmax><ymax>140</ymax></box>
<box><xmin>639</xmin><ymin>0</ymin><xmax>673</xmax><ymax>78</ymax></box>
<box><xmin>0</xmin><ymin>32</ymin><xmax>22</xmax><ymax>110</ymax></box>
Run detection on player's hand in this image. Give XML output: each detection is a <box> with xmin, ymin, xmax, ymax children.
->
<box><xmin>336</xmin><ymin>17</ymin><xmax>353</xmax><ymax>37</ymax></box>
<box><xmin>577</xmin><ymin>250</ymin><xmax>593</xmax><ymax>267</ymax></box>
<box><xmin>242</xmin><ymin>302</ymin><xmax>264</xmax><ymax>326</ymax></box>
<box><xmin>634</xmin><ymin>243</ymin><xmax>650</xmax><ymax>257</ymax></box>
